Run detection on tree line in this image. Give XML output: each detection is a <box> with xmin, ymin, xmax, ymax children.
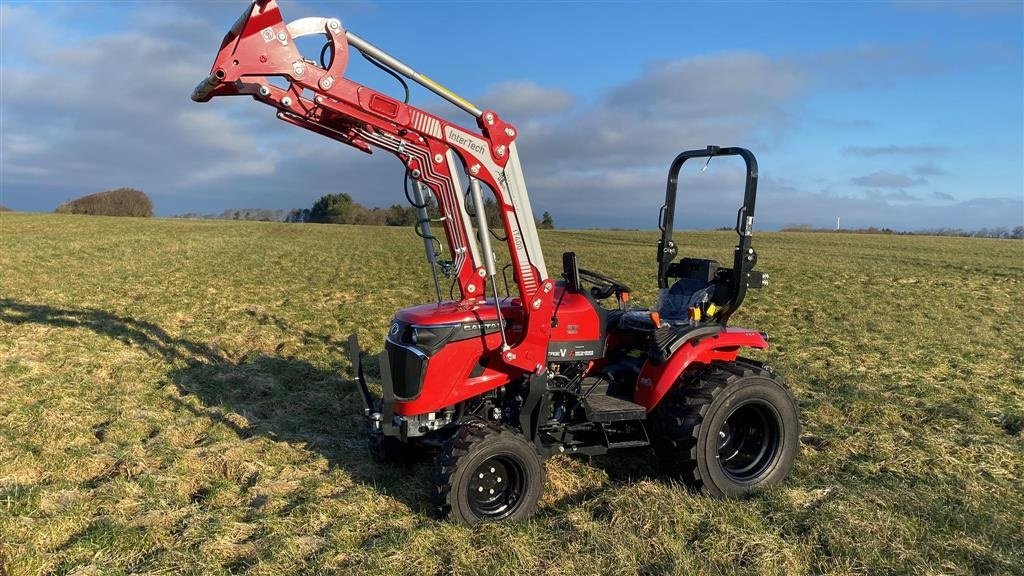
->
<box><xmin>284</xmin><ymin>193</ymin><xmax>555</xmax><ymax>229</ymax></box>
<box><xmin>173</xmin><ymin>208</ymin><xmax>287</xmax><ymax>222</ymax></box>
<box><xmin>44</xmin><ymin>187</ymin><xmax>558</xmax><ymax>229</ymax></box>
<box><xmin>781</xmin><ymin>224</ymin><xmax>1024</xmax><ymax>240</ymax></box>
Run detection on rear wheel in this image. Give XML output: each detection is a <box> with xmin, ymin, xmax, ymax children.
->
<box><xmin>431</xmin><ymin>421</ymin><xmax>544</xmax><ymax>525</ymax></box>
<box><xmin>652</xmin><ymin>360</ymin><xmax>799</xmax><ymax>497</ymax></box>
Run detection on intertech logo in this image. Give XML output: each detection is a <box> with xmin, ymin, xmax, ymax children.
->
<box><xmin>445</xmin><ymin>127</ymin><xmax>488</xmax><ymax>157</ymax></box>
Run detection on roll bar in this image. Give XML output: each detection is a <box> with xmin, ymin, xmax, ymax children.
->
<box><xmin>656</xmin><ymin>146</ymin><xmax>760</xmax><ymax>323</ymax></box>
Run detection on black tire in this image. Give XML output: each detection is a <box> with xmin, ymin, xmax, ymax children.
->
<box><xmin>431</xmin><ymin>421</ymin><xmax>544</xmax><ymax>525</ymax></box>
<box><xmin>652</xmin><ymin>360</ymin><xmax>799</xmax><ymax>497</ymax></box>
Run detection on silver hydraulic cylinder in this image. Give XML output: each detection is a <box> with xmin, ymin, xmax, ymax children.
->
<box><xmin>468</xmin><ymin>176</ymin><xmax>509</xmax><ymax>349</ymax></box>
<box><xmin>413</xmin><ymin>181</ymin><xmax>443</xmax><ymax>302</ymax></box>
<box><xmin>468</xmin><ymin>177</ymin><xmax>497</xmax><ymax>278</ymax></box>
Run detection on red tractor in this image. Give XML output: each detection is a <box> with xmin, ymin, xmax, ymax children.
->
<box><xmin>195</xmin><ymin>0</ymin><xmax>799</xmax><ymax>525</ymax></box>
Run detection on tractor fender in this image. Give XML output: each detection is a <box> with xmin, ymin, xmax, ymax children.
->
<box><xmin>633</xmin><ymin>327</ymin><xmax>768</xmax><ymax>411</ymax></box>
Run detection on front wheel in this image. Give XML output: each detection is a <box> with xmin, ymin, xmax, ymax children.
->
<box><xmin>431</xmin><ymin>421</ymin><xmax>544</xmax><ymax>525</ymax></box>
<box><xmin>652</xmin><ymin>360</ymin><xmax>799</xmax><ymax>497</ymax></box>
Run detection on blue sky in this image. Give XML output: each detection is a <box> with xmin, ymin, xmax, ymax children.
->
<box><xmin>1</xmin><ymin>0</ymin><xmax>1022</xmax><ymax>230</ymax></box>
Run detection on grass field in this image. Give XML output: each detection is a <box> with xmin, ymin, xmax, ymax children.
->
<box><xmin>1</xmin><ymin>212</ymin><xmax>1022</xmax><ymax>575</ymax></box>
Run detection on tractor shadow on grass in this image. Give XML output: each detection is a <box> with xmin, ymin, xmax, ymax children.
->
<box><xmin>1</xmin><ymin>299</ymin><xmax>682</xmax><ymax>522</ymax></box>
<box><xmin>0</xmin><ymin>298</ymin><xmax>432</xmax><ymax>515</ymax></box>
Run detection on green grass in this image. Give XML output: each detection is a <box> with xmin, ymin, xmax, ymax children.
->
<box><xmin>1</xmin><ymin>212</ymin><xmax>1022</xmax><ymax>575</ymax></box>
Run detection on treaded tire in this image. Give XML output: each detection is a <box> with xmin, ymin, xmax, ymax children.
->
<box><xmin>652</xmin><ymin>359</ymin><xmax>799</xmax><ymax>497</ymax></box>
<box><xmin>431</xmin><ymin>421</ymin><xmax>544</xmax><ymax>525</ymax></box>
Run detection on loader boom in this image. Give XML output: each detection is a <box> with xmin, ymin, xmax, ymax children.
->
<box><xmin>194</xmin><ymin>0</ymin><xmax>553</xmax><ymax>371</ymax></box>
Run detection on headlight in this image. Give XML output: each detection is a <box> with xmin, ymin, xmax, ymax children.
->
<box><xmin>410</xmin><ymin>324</ymin><xmax>456</xmax><ymax>353</ymax></box>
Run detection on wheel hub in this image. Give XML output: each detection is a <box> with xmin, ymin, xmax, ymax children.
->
<box><xmin>716</xmin><ymin>401</ymin><xmax>781</xmax><ymax>483</ymax></box>
<box><xmin>467</xmin><ymin>455</ymin><xmax>524</xmax><ymax>519</ymax></box>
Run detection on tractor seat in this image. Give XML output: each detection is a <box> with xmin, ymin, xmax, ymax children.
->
<box><xmin>608</xmin><ymin>278</ymin><xmax>719</xmax><ymax>333</ymax></box>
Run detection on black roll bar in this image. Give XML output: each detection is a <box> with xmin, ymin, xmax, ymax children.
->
<box><xmin>656</xmin><ymin>146</ymin><xmax>759</xmax><ymax>324</ymax></box>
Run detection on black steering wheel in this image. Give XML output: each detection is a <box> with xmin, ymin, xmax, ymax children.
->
<box><xmin>577</xmin><ymin>268</ymin><xmax>631</xmax><ymax>300</ymax></box>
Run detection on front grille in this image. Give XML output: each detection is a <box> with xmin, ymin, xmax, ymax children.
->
<box><xmin>386</xmin><ymin>340</ymin><xmax>428</xmax><ymax>400</ymax></box>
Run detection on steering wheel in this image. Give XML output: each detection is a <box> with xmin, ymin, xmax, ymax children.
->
<box><xmin>577</xmin><ymin>268</ymin><xmax>631</xmax><ymax>301</ymax></box>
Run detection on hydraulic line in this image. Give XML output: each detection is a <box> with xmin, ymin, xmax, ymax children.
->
<box><xmin>345</xmin><ymin>31</ymin><xmax>482</xmax><ymax>118</ymax></box>
<box><xmin>413</xmin><ymin>181</ymin><xmax>444</xmax><ymax>303</ymax></box>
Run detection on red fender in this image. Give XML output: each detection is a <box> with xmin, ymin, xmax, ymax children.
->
<box><xmin>633</xmin><ymin>327</ymin><xmax>768</xmax><ymax>411</ymax></box>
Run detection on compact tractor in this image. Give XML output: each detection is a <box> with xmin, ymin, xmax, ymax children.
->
<box><xmin>195</xmin><ymin>0</ymin><xmax>799</xmax><ymax>525</ymax></box>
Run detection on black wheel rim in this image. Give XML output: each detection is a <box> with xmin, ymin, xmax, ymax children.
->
<box><xmin>467</xmin><ymin>454</ymin><xmax>526</xmax><ymax>520</ymax></box>
<box><xmin>717</xmin><ymin>400</ymin><xmax>782</xmax><ymax>483</ymax></box>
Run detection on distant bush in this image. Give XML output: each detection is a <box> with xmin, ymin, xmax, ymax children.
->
<box><xmin>56</xmin><ymin>188</ymin><xmax>153</xmax><ymax>217</ymax></box>
<box><xmin>0</xmin><ymin>204</ymin><xmax>11</xmax><ymax>212</ymax></box>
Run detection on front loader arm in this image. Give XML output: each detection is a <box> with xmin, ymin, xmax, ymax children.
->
<box><xmin>194</xmin><ymin>0</ymin><xmax>553</xmax><ymax>371</ymax></box>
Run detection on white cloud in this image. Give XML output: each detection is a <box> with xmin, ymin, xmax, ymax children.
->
<box><xmin>0</xmin><ymin>3</ymin><xmax>280</xmax><ymax>210</ymax></box>
<box><xmin>851</xmin><ymin>171</ymin><xmax>926</xmax><ymax>188</ymax></box>
<box><xmin>511</xmin><ymin>51</ymin><xmax>805</xmax><ymax>181</ymax></box>
<box><xmin>845</xmin><ymin>145</ymin><xmax>950</xmax><ymax>157</ymax></box>
<box><xmin>477</xmin><ymin>81</ymin><xmax>575</xmax><ymax>121</ymax></box>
